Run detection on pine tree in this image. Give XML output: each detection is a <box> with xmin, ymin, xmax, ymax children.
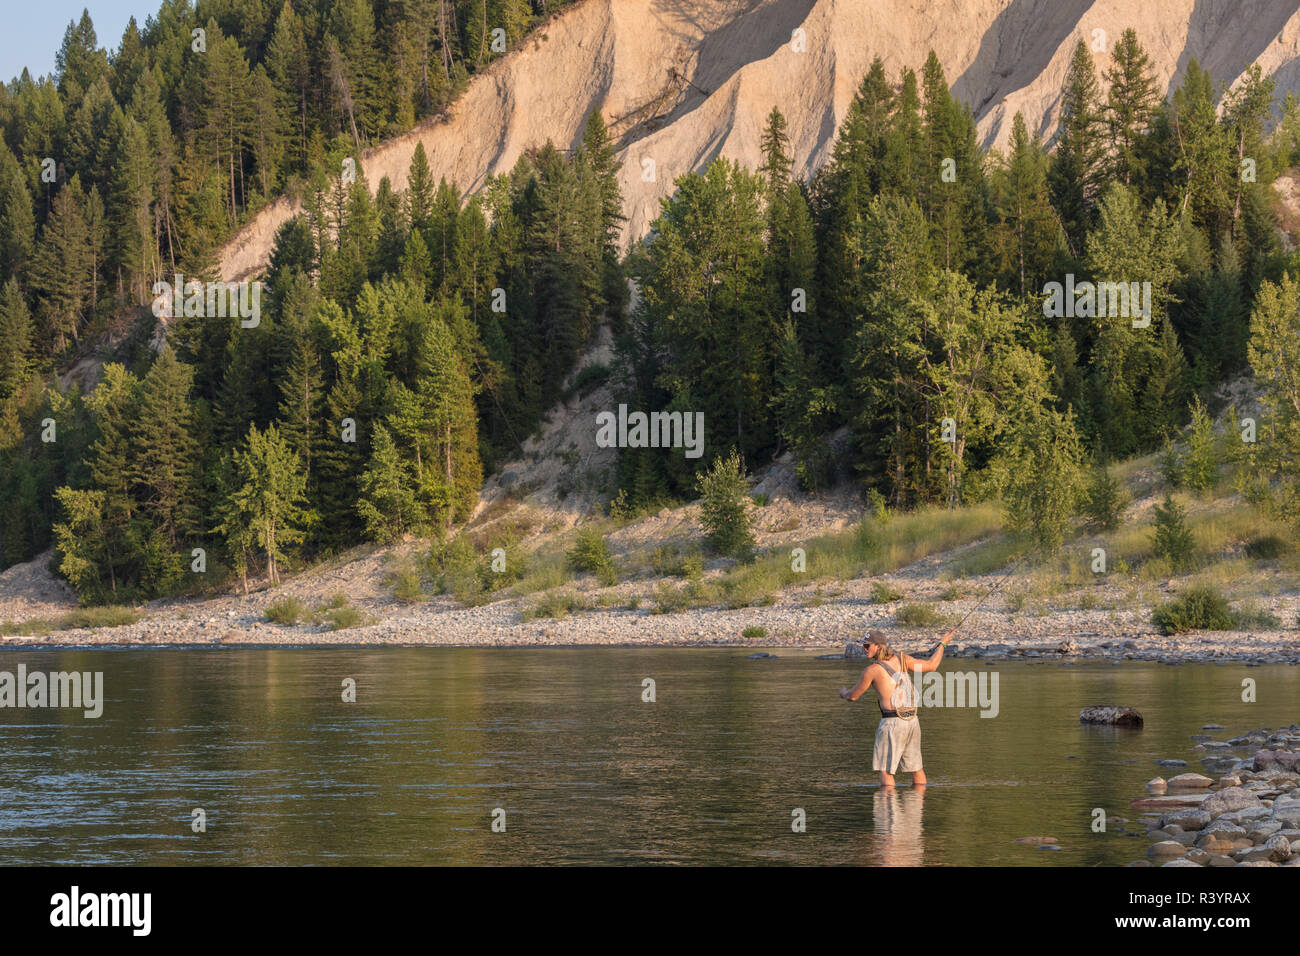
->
<box><xmin>219</xmin><ymin>422</ymin><xmax>312</xmax><ymax>586</ymax></box>
<box><xmin>83</xmin><ymin>362</ymin><xmax>142</xmax><ymax>594</ymax></box>
<box><xmin>0</xmin><ymin>143</ymin><xmax>36</xmax><ymax>284</ymax></box>
<box><xmin>55</xmin><ymin>10</ymin><xmax>110</xmax><ymax>104</ymax></box>
<box><xmin>203</xmin><ymin>27</ymin><xmax>255</xmax><ymax>221</ymax></box>
<box><xmin>405</xmin><ymin>141</ymin><xmax>436</xmax><ymax>234</ymax></box>
<box><xmin>1222</xmin><ymin>64</ymin><xmax>1275</xmax><ymax>235</ymax></box>
<box><xmin>357</xmin><ymin>422</ymin><xmax>422</xmax><ymax>541</ymax></box>
<box><xmin>1246</xmin><ymin>275</ymin><xmax>1300</xmax><ymax>529</ymax></box>
<box><xmin>275</xmin><ymin>275</ymin><xmax>325</xmax><ymax>484</ymax></box>
<box><xmin>1104</xmin><ymin>28</ymin><xmax>1158</xmax><ymax>187</ymax></box>
<box><xmin>642</xmin><ymin>158</ymin><xmax>771</xmax><ymax>461</ymax></box>
<box><xmin>0</xmin><ymin>281</ymin><xmax>33</xmax><ymax>398</ymax></box>
<box><xmin>109</xmin><ymin>113</ymin><xmax>157</xmax><ymax>303</ymax></box>
<box><xmin>1170</xmin><ymin>60</ymin><xmax>1234</xmax><ymax>237</ymax></box>
<box><xmin>1000</xmin><ymin>390</ymin><xmax>1086</xmax><ymax>552</ymax></box>
<box><xmin>993</xmin><ymin>112</ymin><xmax>1058</xmax><ymax>296</ymax></box>
<box><xmin>1049</xmin><ymin>41</ymin><xmax>1106</xmax><ymax>256</ymax></box>
<box><xmin>29</xmin><ymin>178</ymin><xmax>91</xmax><ymax>351</ymax></box>
<box><xmin>1152</xmin><ymin>492</ymin><xmax>1196</xmax><ymax>568</ymax></box>
<box><xmin>848</xmin><ymin>194</ymin><xmax>933</xmax><ymax>505</ymax></box>
<box><xmin>131</xmin><ymin>345</ymin><xmax>201</xmax><ymax>549</ymax></box>
<box><xmin>266</xmin><ymin>1</ymin><xmax>311</xmax><ymax>169</ymax></box>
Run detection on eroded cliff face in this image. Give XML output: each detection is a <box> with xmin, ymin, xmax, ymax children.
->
<box><xmin>219</xmin><ymin>0</ymin><xmax>1300</xmax><ymax>281</ymax></box>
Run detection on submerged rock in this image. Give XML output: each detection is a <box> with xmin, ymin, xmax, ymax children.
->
<box><xmin>1164</xmin><ymin>809</ymin><xmax>1212</xmax><ymax>831</ymax></box>
<box><xmin>1168</xmin><ymin>773</ymin><xmax>1213</xmax><ymax>789</ymax></box>
<box><xmin>1080</xmin><ymin>706</ymin><xmax>1144</xmax><ymax>727</ymax></box>
<box><xmin>1147</xmin><ymin>841</ymin><xmax>1187</xmax><ymax>861</ymax></box>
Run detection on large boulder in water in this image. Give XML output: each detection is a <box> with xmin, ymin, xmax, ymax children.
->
<box><xmin>844</xmin><ymin>642</ymin><xmax>867</xmax><ymax>660</ymax></box>
<box><xmin>1080</xmin><ymin>706</ymin><xmax>1144</xmax><ymax>727</ymax></box>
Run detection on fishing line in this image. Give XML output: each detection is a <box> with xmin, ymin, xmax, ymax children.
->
<box><xmin>949</xmin><ymin>545</ymin><xmax>1039</xmax><ymax>635</ymax></box>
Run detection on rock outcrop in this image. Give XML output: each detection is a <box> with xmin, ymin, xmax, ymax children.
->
<box><xmin>218</xmin><ymin>0</ymin><xmax>1300</xmax><ymax>282</ymax></box>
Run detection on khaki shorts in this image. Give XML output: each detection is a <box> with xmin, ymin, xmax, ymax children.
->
<box><xmin>872</xmin><ymin>716</ymin><xmax>922</xmax><ymax>774</ymax></box>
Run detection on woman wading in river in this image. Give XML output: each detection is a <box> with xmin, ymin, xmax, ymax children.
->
<box><xmin>839</xmin><ymin>629</ymin><xmax>956</xmax><ymax>788</ymax></box>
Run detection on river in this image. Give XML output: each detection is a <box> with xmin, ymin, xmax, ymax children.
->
<box><xmin>0</xmin><ymin>648</ymin><xmax>1294</xmax><ymax>865</ymax></box>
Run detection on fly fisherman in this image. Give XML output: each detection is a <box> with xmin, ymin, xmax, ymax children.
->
<box><xmin>839</xmin><ymin>629</ymin><xmax>956</xmax><ymax>788</ymax></box>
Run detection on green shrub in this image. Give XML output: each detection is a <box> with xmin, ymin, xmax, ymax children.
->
<box><xmin>1183</xmin><ymin>397</ymin><xmax>1218</xmax><ymax>492</ymax></box>
<box><xmin>1244</xmin><ymin>535</ymin><xmax>1289</xmax><ymax>560</ymax></box>
<box><xmin>1158</xmin><ymin>436</ymin><xmax>1183</xmax><ymax>487</ymax></box>
<box><xmin>895</xmin><ymin>602</ymin><xmax>947</xmax><ymax>628</ymax></box>
<box><xmin>324</xmin><ymin>604</ymin><xmax>369</xmax><ymax>630</ymax></box>
<box><xmin>390</xmin><ymin>565</ymin><xmax>426</xmax><ymax>603</ymax></box>
<box><xmin>1151</xmin><ymin>493</ymin><xmax>1196</xmax><ymax>569</ymax></box>
<box><xmin>566</xmin><ymin>527</ymin><xmax>618</xmax><ymax>586</ymax></box>
<box><xmin>430</xmin><ymin>536</ymin><xmax>487</xmax><ymax>603</ymax></box>
<box><xmin>870</xmin><ymin>581</ymin><xmax>904</xmax><ymax>603</ymax></box>
<box><xmin>522</xmin><ymin>590</ymin><xmax>588</xmax><ymax>621</ymax></box>
<box><xmin>1151</xmin><ymin>587</ymin><xmax>1234</xmax><ymax>634</ymax></box>
<box><xmin>483</xmin><ymin>536</ymin><xmax>528</xmax><ymax>591</ymax></box>
<box><xmin>566</xmin><ymin>363</ymin><xmax>611</xmax><ymax>399</ymax></box>
<box><xmin>1083</xmin><ymin>463</ymin><xmax>1129</xmax><ymax>530</ymax></box>
<box><xmin>651</xmin><ymin>580</ymin><xmax>692</xmax><ymax>614</ymax></box>
<box><xmin>742</xmin><ymin>625</ymin><xmax>767</xmax><ymax>638</ymax></box>
<box><xmin>265</xmin><ymin>597</ymin><xmax>309</xmax><ymax>625</ymax></box>
<box><xmin>650</xmin><ymin>544</ymin><xmax>702</xmax><ymax>578</ymax></box>
<box><xmin>697</xmin><ymin>450</ymin><xmax>756</xmax><ymax>562</ymax></box>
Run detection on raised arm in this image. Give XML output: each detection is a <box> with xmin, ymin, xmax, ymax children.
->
<box><xmin>902</xmin><ymin>630</ymin><xmax>957</xmax><ymax>673</ymax></box>
<box><xmin>839</xmin><ymin>665</ymin><xmax>877</xmax><ymax>702</ymax></box>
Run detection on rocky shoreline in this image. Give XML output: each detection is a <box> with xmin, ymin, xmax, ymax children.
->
<box><xmin>1134</xmin><ymin>722</ymin><xmax>1300</xmax><ymax>867</ymax></box>
<box><xmin>2</xmin><ymin>586</ymin><xmax>1299</xmax><ymax>660</ymax></box>
<box><xmin>2</xmin><ymin>615</ymin><xmax>1298</xmax><ymax>663</ymax></box>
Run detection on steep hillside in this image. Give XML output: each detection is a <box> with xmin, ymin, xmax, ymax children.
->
<box><xmin>219</xmin><ymin>0</ymin><xmax>1300</xmax><ymax>281</ymax></box>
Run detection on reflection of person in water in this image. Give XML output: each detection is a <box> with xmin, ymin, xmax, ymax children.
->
<box><xmin>872</xmin><ymin>785</ymin><xmax>926</xmax><ymax>866</ymax></box>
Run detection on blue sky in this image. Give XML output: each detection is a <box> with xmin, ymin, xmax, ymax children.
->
<box><xmin>2</xmin><ymin>2</ymin><xmax>151</xmax><ymax>82</ymax></box>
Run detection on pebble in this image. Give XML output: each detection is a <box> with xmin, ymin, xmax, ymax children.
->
<box><xmin>1138</xmin><ymin>720</ymin><xmax>1300</xmax><ymax>868</ymax></box>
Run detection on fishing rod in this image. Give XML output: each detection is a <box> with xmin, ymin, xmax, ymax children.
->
<box><xmin>949</xmin><ymin>545</ymin><xmax>1040</xmax><ymax>635</ymax></box>
<box><xmin>859</xmin><ymin>545</ymin><xmax>1039</xmax><ymax>663</ymax></box>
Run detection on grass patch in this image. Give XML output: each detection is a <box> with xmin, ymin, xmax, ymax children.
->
<box><xmin>324</xmin><ymin>604</ymin><xmax>372</xmax><ymax>630</ymax></box>
<box><xmin>0</xmin><ymin>606</ymin><xmax>142</xmax><ymax>635</ymax></box>
<box><xmin>387</xmin><ymin>559</ymin><xmax>427</xmax><ymax>603</ymax></box>
<box><xmin>649</xmin><ymin>544</ymin><xmax>703</xmax><ymax>579</ymax></box>
<box><xmin>894</xmin><ymin>602</ymin><xmax>950</xmax><ymax>628</ymax></box>
<box><xmin>265</xmin><ymin>597</ymin><xmax>310</xmax><ymax>625</ymax></box>
<box><xmin>521</xmin><ymin>589</ymin><xmax>589</xmax><ymax>621</ymax></box>
<box><xmin>711</xmin><ymin>501</ymin><xmax>1003</xmax><ymax>600</ymax></box>
<box><xmin>870</xmin><ymin>581</ymin><xmax>905</xmax><ymax>603</ymax></box>
<box><xmin>742</xmin><ymin>625</ymin><xmax>767</xmax><ymax>639</ymax></box>
<box><xmin>1231</xmin><ymin>601</ymin><xmax>1281</xmax><ymax>630</ymax></box>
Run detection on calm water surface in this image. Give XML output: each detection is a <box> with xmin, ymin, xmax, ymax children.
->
<box><xmin>0</xmin><ymin>648</ymin><xmax>1295</xmax><ymax>865</ymax></box>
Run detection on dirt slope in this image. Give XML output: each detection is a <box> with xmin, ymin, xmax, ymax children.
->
<box><xmin>219</xmin><ymin>0</ymin><xmax>1300</xmax><ymax>281</ymax></box>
